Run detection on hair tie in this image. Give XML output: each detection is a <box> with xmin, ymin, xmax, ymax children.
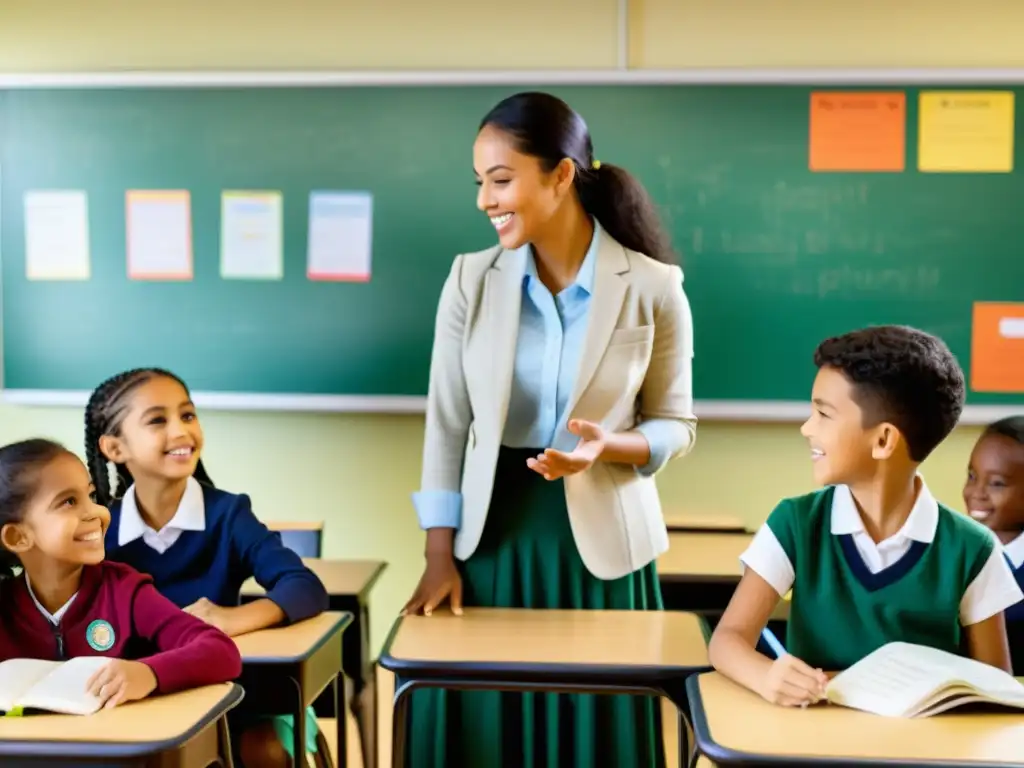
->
<box><xmin>591</xmin><ymin>160</ymin><xmax>601</xmax><ymax>170</ymax></box>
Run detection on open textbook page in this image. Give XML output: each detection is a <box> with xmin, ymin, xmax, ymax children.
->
<box><xmin>0</xmin><ymin>656</ymin><xmax>107</xmax><ymax>715</ymax></box>
<box><xmin>825</xmin><ymin>641</ymin><xmax>1024</xmax><ymax>718</ymax></box>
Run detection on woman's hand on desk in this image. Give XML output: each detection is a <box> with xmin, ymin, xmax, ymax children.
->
<box><xmin>402</xmin><ymin>553</ymin><xmax>464</xmax><ymax>617</ymax></box>
<box><xmin>87</xmin><ymin>659</ymin><xmax>158</xmax><ymax>709</ymax></box>
<box><xmin>528</xmin><ymin>420</ymin><xmax>606</xmax><ymax>480</ymax></box>
<box><xmin>760</xmin><ymin>654</ymin><xmax>829</xmax><ymax>708</ymax></box>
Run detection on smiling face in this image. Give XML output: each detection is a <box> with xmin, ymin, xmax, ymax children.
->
<box><xmin>473</xmin><ymin>123</ymin><xmax>574</xmax><ymax>250</ymax></box>
<box><xmin>1</xmin><ymin>452</ymin><xmax>110</xmax><ymax>568</ymax></box>
<box><xmin>100</xmin><ymin>375</ymin><xmax>204</xmax><ymax>484</ymax></box>
<box><xmin>964</xmin><ymin>432</ymin><xmax>1024</xmax><ymax>535</ymax></box>
<box><xmin>800</xmin><ymin>366</ymin><xmax>890</xmax><ymax>486</ymax></box>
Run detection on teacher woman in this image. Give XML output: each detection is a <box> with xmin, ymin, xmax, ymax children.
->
<box><xmin>402</xmin><ymin>91</ymin><xmax>697</xmax><ymax>768</ymax></box>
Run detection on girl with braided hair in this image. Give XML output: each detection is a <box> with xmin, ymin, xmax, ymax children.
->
<box><xmin>85</xmin><ymin>367</ymin><xmax>328</xmax><ymax>768</ymax></box>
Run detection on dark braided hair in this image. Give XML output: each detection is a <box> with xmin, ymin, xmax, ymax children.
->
<box><xmin>84</xmin><ymin>368</ymin><xmax>215</xmax><ymax>508</ymax></box>
<box><xmin>0</xmin><ymin>439</ymin><xmax>73</xmax><ymax>582</ymax></box>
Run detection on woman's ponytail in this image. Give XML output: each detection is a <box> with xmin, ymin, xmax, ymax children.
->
<box><xmin>578</xmin><ymin>162</ymin><xmax>676</xmax><ymax>265</ymax></box>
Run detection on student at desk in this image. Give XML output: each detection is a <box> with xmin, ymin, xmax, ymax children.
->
<box><xmin>963</xmin><ymin>416</ymin><xmax>1024</xmax><ymax>673</ymax></box>
<box><xmin>84</xmin><ymin>368</ymin><xmax>329</xmax><ymax>768</ymax></box>
<box><xmin>709</xmin><ymin>326</ymin><xmax>1023</xmax><ymax>707</ymax></box>
<box><xmin>402</xmin><ymin>92</ymin><xmax>697</xmax><ymax>768</ymax></box>
<box><xmin>0</xmin><ymin>438</ymin><xmax>241</xmax><ymax>705</ymax></box>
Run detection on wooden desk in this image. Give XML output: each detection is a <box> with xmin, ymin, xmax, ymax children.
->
<box><xmin>688</xmin><ymin>671</ymin><xmax>1024</xmax><ymax>767</ymax></box>
<box><xmin>0</xmin><ymin>683</ymin><xmax>242</xmax><ymax>767</ymax></box>
<box><xmin>235</xmin><ymin>611</ymin><xmax>351</xmax><ymax>767</ymax></box>
<box><xmin>241</xmin><ymin>559</ymin><xmax>386</xmax><ymax>768</ymax></box>
<box><xmin>664</xmin><ymin>511</ymin><xmax>747</xmax><ymax>534</ymax></box>
<box><xmin>657</xmin><ymin>531</ymin><xmax>752</xmax><ymax>616</ymax></box>
<box><xmin>657</xmin><ymin>532</ymin><xmax>789</xmax><ymax>654</ymax></box>
<box><xmin>380</xmin><ymin>608</ymin><xmax>710</xmax><ymax>768</ymax></box>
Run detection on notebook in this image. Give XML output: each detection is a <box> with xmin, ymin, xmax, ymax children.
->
<box><xmin>0</xmin><ymin>657</ymin><xmax>108</xmax><ymax>716</ymax></box>
<box><xmin>825</xmin><ymin>641</ymin><xmax>1024</xmax><ymax>718</ymax></box>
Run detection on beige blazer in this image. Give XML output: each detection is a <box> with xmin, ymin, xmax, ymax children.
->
<box><xmin>419</xmin><ymin>227</ymin><xmax>697</xmax><ymax>580</ymax></box>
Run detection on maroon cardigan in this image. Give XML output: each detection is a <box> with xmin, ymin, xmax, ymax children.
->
<box><xmin>0</xmin><ymin>561</ymin><xmax>242</xmax><ymax>693</ymax></box>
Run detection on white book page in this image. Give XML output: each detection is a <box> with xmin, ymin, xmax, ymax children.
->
<box><xmin>827</xmin><ymin>642</ymin><xmax>1024</xmax><ymax>718</ymax></box>
<box><xmin>0</xmin><ymin>659</ymin><xmax>64</xmax><ymax>711</ymax></box>
<box><xmin>15</xmin><ymin>656</ymin><xmax>107</xmax><ymax>715</ymax></box>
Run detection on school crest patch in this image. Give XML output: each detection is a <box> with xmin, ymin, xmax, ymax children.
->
<box><xmin>86</xmin><ymin>619</ymin><xmax>115</xmax><ymax>652</ymax></box>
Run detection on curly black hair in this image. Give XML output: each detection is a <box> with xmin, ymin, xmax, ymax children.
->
<box><xmin>0</xmin><ymin>439</ymin><xmax>72</xmax><ymax>581</ymax></box>
<box><xmin>984</xmin><ymin>416</ymin><xmax>1024</xmax><ymax>445</ymax></box>
<box><xmin>813</xmin><ymin>325</ymin><xmax>965</xmax><ymax>462</ymax></box>
<box><xmin>84</xmin><ymin>368</ymin><xmax>215</xmax><ymax>508</ymax></box>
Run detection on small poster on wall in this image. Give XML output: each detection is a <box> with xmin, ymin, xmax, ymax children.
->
<box><xmin>126</xmin><ymin>190</ymin><xmax>193</xmax><ymax>281</ymax></box>
<box><xmin>306</xmin><ymin>191</ymin><xmax>373</xmax><ymax>282</ymax></box>
<box><xmin>220</xmin><ymin>190</ymin><xmax>284</xmax><ymax>280</ymax></box>
<box><xmin>23</xmin><ymin>190</ymin><xmax>91</xmax><ymax>281</ymax></box>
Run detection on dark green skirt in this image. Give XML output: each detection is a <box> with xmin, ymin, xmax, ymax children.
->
<box><xmin>406</xmin><ymin>447</ymin><xmax>666</xmax><ymax>768</ymax></box>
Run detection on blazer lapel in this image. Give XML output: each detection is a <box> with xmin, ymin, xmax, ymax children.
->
<box><xmin>567</xmin><ymin>230</ymin><xmax>630</xmax><ymax>415</ymax></box>
<box><xmin>482</xmin><ymin>246</ymin><xmax>525</xmax><ymax>434</ymax></box>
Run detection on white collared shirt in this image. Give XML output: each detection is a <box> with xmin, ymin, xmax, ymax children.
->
<box><xmin>118</xmin><ymin>476</ymin><xmax>206</xmax><ymax>554</ymax></box>
<box><xmin>26</xmin><ymin>576</ymin><xmax>76</xmax><ymax>626</ymax></box>
<box><xmin>741</xmin><ymin>479</ymin><xmax>1023</xmax><ymax>626</ymax></box>
<box><xmin>1003</xmin><ymin>532</ymin><xmax>1024</xmax><ymax>570</ymax></box>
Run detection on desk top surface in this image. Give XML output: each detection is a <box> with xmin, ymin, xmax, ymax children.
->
<box><xmin>691</xmin><ymin>672</ymin><xmax>1024</xmax><ymax>765</ymax></box>
<box><xmin>657</xmin><ymin>532</ymin><xmax>752</xmax><ymax>580</ymax></box>
<box><xmin>234</xmin><ymin>611</ymin><xmax>351</xmax><ymax>663</ymax></box>
<box><xmin>0</xmin><ymin>683</ymin><xmax>241</xmax><ymax>752</ymax></box>
<box><xmin>663</xmin><ymin>511</ymin><xmax>748</xmax><ymax>533</ymax></box>
<box><xmin>384</xmin><ymin>607</ymin><xmax>708</xmax><ymax>670</ymax></box>
<box><xmin>241</xmin><ymin>558</ymin><xmax>386</xmax><ymax>600</ymax></box>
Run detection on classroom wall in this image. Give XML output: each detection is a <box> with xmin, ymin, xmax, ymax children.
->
<box><xmin>0</xmin><ymin>0</ymin><xmax>1014</xmax><ymax>652</ymax></box>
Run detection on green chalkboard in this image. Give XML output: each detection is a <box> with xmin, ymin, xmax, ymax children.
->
<box><xmin>2</xmin><ymin>84</ymin><xmax>1022</xmax><ymax>407</ymax></box>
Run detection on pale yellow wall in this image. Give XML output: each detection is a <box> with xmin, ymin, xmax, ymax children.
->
<box><xmin>632</xmin><ymin>0</ymin><xmax>1024</xmax><ymax>69</ymax></box>
<box><xmin>0</xmin><ymin>0</ymin><xmax>1008</xmax><ymax>653</ymax></box>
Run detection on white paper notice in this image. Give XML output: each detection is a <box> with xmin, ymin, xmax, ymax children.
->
<box><xmin>221</xmin><ymin>191</ymin><xmax>283</xmax><ymax>280</ymax></box>
<box><xmin>24</xmin><ymin>191</ymin><xmax>91</xmax><ymax>280</ymax></box>
<box><xmin>126</xmin><ymin>190</ymin><xmax>193</xmax><ymax>280</ymax></box>
<box><xmin>307</xmin><ymin>191</ymin><xmax>373</xmax><ymax>281</ymax></box>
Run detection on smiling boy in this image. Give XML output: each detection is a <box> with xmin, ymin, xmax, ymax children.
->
<box><xmin>708</xmin><ymin>325</ymin><xmax>1023</xmax><ymax>707</ymax></box>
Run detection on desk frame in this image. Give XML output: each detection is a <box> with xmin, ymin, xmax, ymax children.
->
<box><xmin>240</xmin><ymin>561</ymin><xmax>386</xmax><ymax>768</ymax></box>
<box><xmin>237</xmin><ymin>613</ymin><xmax>351</xmax><ymax>767</ymax></box>
<box><xmin>0</xmin><ymin>684</ymin><xmax>243</xmax><ymax>768</ymax></box>
<box><xmin>380</xmin><ymin>619</ymin><xmax>707</xmax><ymax>768</ymax></box>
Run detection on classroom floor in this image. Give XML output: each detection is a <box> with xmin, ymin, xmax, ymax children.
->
<box><xmin>317</xmin><ymin>668</ymin><xmax>712</xmax><ymax>768</ymax></box>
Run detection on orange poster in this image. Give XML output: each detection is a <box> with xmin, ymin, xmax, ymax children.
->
<box><xmin>971</xmin><ymin>302</ymin><xmax>1024</xmax><ymax>393</ymax></box>
<box><xmin>809</xmin><ymin>92</ymin><xmax>906</xmax><ymax>172</ymax></box>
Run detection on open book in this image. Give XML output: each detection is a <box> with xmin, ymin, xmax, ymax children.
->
<box><xmin>0</xmin><ymin>657</ymin><xmax>109</xmax><ymax>716</ymax></box>
<box><xmin>826</xmin><ymin>641</ymin><xmax>1024</xmax><ymax>718</ymax></box>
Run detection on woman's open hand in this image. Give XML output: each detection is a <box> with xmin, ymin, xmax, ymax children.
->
<box><xmin>527</xmin><ymin>419</ymin><xmax>606</xmax><ymax>481</ymax></box>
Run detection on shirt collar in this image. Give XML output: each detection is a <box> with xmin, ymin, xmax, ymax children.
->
<box><xmin>1003</xmin><ymin>532</ymin><xmax>1024</xmax><ymax>569</ymax></box>
<box><xmin>830</xmin><ymin>476</ymin><xmax>939</xmax><ymax>543</ymax></box>
<box><xmin>118</xmin><ymin>476</ymin><xmax>206</xmax><ymax>546</ymax></box>
<box><xmin>25</xmin><ymin>575</ymin><xmax>76</xmax><ymax>625</ymax></box>
<box><xmin>521</xmin><ymin>217</ymin><xmax>601</xmax><ymax>295</ymax></box>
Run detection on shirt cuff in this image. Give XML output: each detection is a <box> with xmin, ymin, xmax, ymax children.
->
<box><xmin>412</xmin><ymin>490</ymin><xmax>462</xmax><ymax>530</ymax></box>
<box><xmin>634</xmin><ymin>419</ymin><xmax>689</xmax><ymax>477</ymax></box>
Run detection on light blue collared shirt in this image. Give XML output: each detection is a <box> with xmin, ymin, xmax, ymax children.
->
<box><xmin>414</xmin><ymin>221</ymin><xmax>679</xmax><ymax>530</ymax></box>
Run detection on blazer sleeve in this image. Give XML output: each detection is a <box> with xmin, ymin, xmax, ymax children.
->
<box><xmin>635</xmin><ymin>264</ymin><xmax>697</xmax><ymax>475</ymax></box>
<box><xmin>412</xmin><ymin>254</ymin><xmax>472</xmax><ymax>530</ymax></box>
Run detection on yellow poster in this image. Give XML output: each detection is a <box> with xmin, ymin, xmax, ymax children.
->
<box><xmin>918</xmin><ymin>91</ymin><xmax>1015</xmax><ymax>172</ymax></box>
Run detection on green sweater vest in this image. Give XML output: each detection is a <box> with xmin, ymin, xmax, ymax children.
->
<box><xmin>770</xmin><ymin>486</ymin><xmax>993</xmax><ymax>670</ymax></box>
